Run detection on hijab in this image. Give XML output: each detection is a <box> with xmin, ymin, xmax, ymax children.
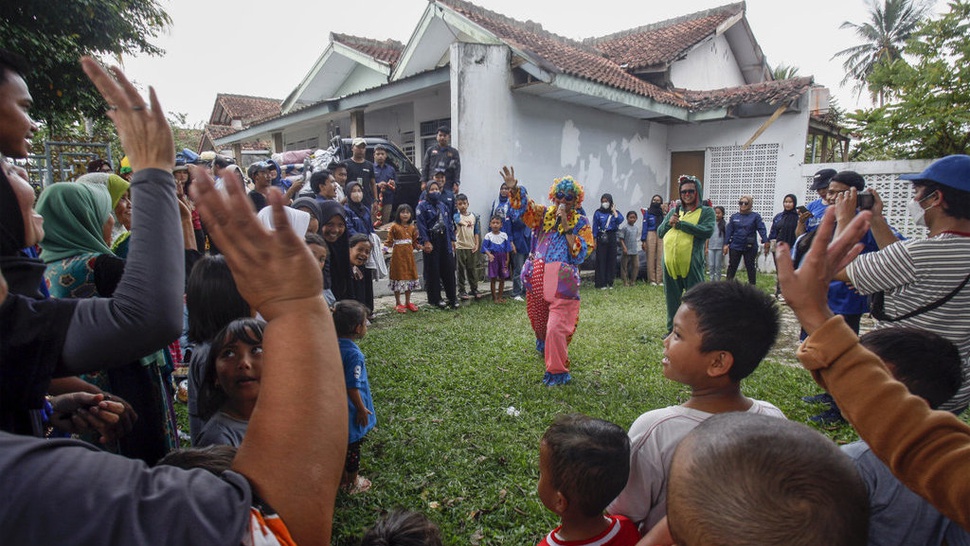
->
<box><xmin>1</xmin><ymin>168</ymin><xmax>48</xmax><ymax>298</ymax></box>
<box><xmin>256</xmin><ymin>205</ymin><xmax>310</xmax><ymax>238</ymax></box>
<box><xmin>77</xmin><ymin>172</ymin><xmax>130</xmax><ymax>209</ymax></box>
<box><xmin>647</xmin><ymin>194</ymin><xmax>665</xmax><ymax>221</ymax></box>
<box><xmin>291</xmin><ymin>197</ymin><xmax>323</xmax><ymax>231</ymax></box>
<box><xmin>0</xmin><ymin>168</ymin><xmax>79</xmax><ymax>436</ymax></box>
<box><xmin>319</xmin><ymin>200</ymin><xmax>351</xmax><ymax>300</ymax></box>
<box><xmin>35</xmin><ymin>182</ymin><xmax>113</xmax><ymax>263</ymax></box>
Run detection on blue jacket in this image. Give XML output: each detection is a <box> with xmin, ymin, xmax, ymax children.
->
<box><xmin>724</xmin><ymin>212</ymin><xmax>768</xmax><ymax>251</ymax></box>
<box><xmin>592</xmin><ymin>209</ymin><xmax>623</xmax><ymax>237</ymax></box>
<box><xmin>640</xmin><ymin>211</ymin><xmax>660</xmax><ymax>241</ymax></box>
<box><xmin>491</xmin><ymin>186</ymin><xmax>531</xmax><ymax>253</ymax></box>
<box><xmin>416</xmin><ymin>198</ymin><xmax>455</xmax><ymax>254</ymax></box>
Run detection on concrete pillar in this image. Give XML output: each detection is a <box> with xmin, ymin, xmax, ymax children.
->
<box><xmin>272</xmin><ymin>132</ymin><xmax>283</xmax><ymax>153</ymax></box>
<box><xmin>350</xmin><ymin>110</ymin><xmax>365</xmax><ymax>138</ymax></box>
<box><xmin>450</xmin><ymin>43</ymin><xmax>514</xmax><ymax>218</ymax></box>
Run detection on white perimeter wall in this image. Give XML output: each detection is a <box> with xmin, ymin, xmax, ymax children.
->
<box><xmin>453</xmin><ymin>43</ymin><xmax>670</xmax><ymax>220</ymax></box>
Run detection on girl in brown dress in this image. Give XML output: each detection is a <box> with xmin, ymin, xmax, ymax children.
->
<box><xmin>385</xmin><ymin>204</ymin><xmax>421</xmax><ymax>313</ymax></box>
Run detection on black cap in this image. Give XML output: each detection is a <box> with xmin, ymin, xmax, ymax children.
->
<box><xmin>810</xmin><ymin>168</ymin><xmax>837</xmax><ymax>191</ymax></box>
<box><xmin>830</xmin><ymin>170</ymin><xmax>866</xmax><ymax>191</ymax></box>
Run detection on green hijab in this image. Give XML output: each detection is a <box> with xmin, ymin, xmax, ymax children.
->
<box><xmin>35</xmin><ymin>182</ymin><xmax>114</xmax><ymax>263</ymax></box>
<box><xmin>76</xmin><ymin>172</ymin><xmax>130</xmax><ymax>209</ymax></box>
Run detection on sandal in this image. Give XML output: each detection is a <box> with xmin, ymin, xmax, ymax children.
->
<box><xmin>345</xmin><ymin>475</ymin><xmax>371</xmax><ymax>495</ymax></box>
<box><xmin>406</xmin><ymin>302</ymin><xmax>420</xmax><ymax>312</ymax></box>
<box><xmin>395</xmin><ymin>304</ymin><xmax>407</xmax><ymax>313</ymax></box>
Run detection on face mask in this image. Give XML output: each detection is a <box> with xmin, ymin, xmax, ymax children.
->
<box><xmin>908</xmin><ymin>192</ymin><xmax>936</xmax><ymax>227</ymax></box>
<box><xmin>428</xmin><ymin>192</ymin><xmax>440</xmax><ymax>204</ymax></box>
<box><xmin>601</xmin><ymin>202</ymin><xmax>610</xmax><ymax>210</ymax></box>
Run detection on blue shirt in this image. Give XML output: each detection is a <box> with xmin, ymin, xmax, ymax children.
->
<box><xmin>339</xmin><ymin>338</ymin><xmax>376</xmax><ymax>443</ymax></box>
<box><xmin>374</xmin><ymin>162</ymin><xmax>396</xmax><ymax>203</ymax></box>
<box><xmin>639</xmin><ymin>210</ymin><xmax>660</xmax><ymax>241</ymax></box>
<box><xmin>804</xmin><ymin>198</ymin><xmax>828</xmax><ymax>233</ymax></box>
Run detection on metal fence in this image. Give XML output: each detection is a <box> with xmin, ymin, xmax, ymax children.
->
<box><xmin>23</xmin><ymin>141</ymin><xmax>114</xmax><ymax>189</ymax></box>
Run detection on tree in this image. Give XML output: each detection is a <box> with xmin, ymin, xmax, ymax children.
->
<box><xmin>772</xmin><ymin>64</ymin><xmax>800</xmax><ymax>80</ymax></box>
<box><xmin>846</xmin><ymin>0</ymin><xmax>970</xmax><ymax>159</ymax></box>
<box><xmin>0</xmin><ymin>1</ymin><xmax>170</xmax><ymax>137</ymax></box>
<box><xmin>832</xmin><ymin>0</ymin><xmax>932</xmax><ymax>105</ymax></box>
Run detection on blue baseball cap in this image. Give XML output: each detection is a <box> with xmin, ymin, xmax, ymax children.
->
<box><xmin>899</xmin><ymin>155</ymin><xmax>970</xmax><ymax>192</ymax></box>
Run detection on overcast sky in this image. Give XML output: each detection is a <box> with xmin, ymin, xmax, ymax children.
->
<box><xmin>120</xmin><ymin>0</ymin><xmax>943</xmax><ymax>126</ymax></box>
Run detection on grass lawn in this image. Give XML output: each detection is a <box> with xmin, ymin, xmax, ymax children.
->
<box><xmin>325</xmin><ymin>274</ymin><xmax>860</xmax><ymax>545</ymax></box>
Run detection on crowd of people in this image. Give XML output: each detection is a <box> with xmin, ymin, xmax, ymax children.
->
<box><xmin>4</xmin><ymin>45</ymin><xmax>970</xmax><ymax>546</ymax></box>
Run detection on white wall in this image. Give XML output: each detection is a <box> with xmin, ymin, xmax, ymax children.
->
<box><xmin>334</xmin><ymin>65</ymin><xmax>388</xmax><ymax>98</ymax></box>
<box><xmin>669</xmin><ymin>34</ymin><xmax>746</xmax><ymax>90</ymax></box>
<box><xmin>361</xmin><ymin>103</ymin><xmax>415</xmax><ymax>146</ymax></box>
<box><xmin>452</xmin><ymin>45</ymin><xmax>670</xmax><ymax>219</ymax></box>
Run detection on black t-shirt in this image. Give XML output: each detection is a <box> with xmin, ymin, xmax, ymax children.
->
<box><xmin>248</xmin><ymin>190</ymin><xmax>268</xmax><ymax>212</ymax></box>
<box><xmin>343</xmin><ymin>160</ymin><xmax>375</xmax><ymax>203</ymax></box>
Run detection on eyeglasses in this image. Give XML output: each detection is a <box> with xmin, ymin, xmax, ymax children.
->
<box><xmin>679</xmin><ymin>189</ymin><xmax>696</xmax><ymax>195</ymax></box>
<box><xmin>555</xmin><ymin>192</ymin><xmax>576</xmax><ymax>201</ymax></box>
<box><xmin>739</xmin><ymin>200</ymin><xmax>750</xmax><ymax>205</ymax></box>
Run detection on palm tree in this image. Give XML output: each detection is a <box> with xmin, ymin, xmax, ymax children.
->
<box><xmin>832</xmin><ymin>0</ymin><xmax>932</xmax><ymax>105</ymax></box>
<box><xmin>772</xmin><ymin>64</ymin><xmax>800</xmax><ymax>80</ymax></box>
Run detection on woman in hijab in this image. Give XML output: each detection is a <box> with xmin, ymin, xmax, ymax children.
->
<box><xmin>641</xmin><ymin>194</ymin><xmax>666</xmax><ymax>285</ymax></box>
<box><xmin>768</xmin><ymin>193</ymin><xmax>800</xmax><ymax>298</ymax></box>
<box><xmin>36</xmin><ymin>182</ymin><xmax>179</xmax><ymax>464</ymax></box>
<box><xmin>291</xmin><ymin>196</ymin><xmax>323</xmax><ymax>236</ymax></box>
<box><xmin>78</xmin><ymin>172</ymin><xmax>133</xmax><ymax>257</ymax></box>
<box><xmin>344</xmin><ymin>180</ymin><xmax>374</xmax><ymax>236</ymax></box>
<box><xmin>592</xmin><ymin>192</ymin><xmax>622</xmax><ymax>289</ymax></box>
<box><xmin>0</xmin><ymin>158</ymin><xmax>182</xmax><ymax>440</ymax></box>
<box><xmin>319</xmin><ymin>200</ymin><xmax>351</xmax><ymax>302</ymax></box>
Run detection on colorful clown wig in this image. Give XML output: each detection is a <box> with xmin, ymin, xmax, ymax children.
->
<box><xmin>547</xmin><ymin>176</ymin><xmax>585</xmax><ymax>206</ymax></box>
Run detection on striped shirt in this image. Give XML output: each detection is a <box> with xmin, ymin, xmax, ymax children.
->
<box><xmin>846</xmin><ymin>233</ymin><xmax>970</xmax><ymax>410</ymax></box>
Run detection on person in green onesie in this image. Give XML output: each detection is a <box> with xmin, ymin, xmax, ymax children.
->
<box><xmin>657</xmin><ymin>175</ymin><xmax>715</xmax><ymax>334</ymax></box>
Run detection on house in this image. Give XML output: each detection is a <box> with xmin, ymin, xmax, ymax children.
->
<box><xmin>214</xmin><ymin>0</ymin><xmax>831</xmax><ymax>221</ymax></box>
<box><xmin>200</xmin><ymin>93</ymin><xmax>281</xmax><ymax>165</ymax></box>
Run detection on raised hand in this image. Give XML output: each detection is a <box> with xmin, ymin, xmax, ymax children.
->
<box><xmin>189</xmin><ymin>165</ymin><xmax>323</xmax><ymax>320</ymax></box>
<box><xmin>500</xmin><ymin>165</ymin><xmax>518</xmax><ymax>190</ymax></box>
<box><xmin>776</xmin><ymin>207</ymin><xmax>871</xmax><ymax>335</ymax></box>
<box><xmin>80</xmin><ymin>57</ymin><xmax>174</xmax><ymax>173</ymax></box>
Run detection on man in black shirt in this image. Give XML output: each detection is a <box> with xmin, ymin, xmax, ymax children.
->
<box><xmin>342</xmin><ymin>138</ymin><xmax>376</xmax><ymax>208</ymax></box>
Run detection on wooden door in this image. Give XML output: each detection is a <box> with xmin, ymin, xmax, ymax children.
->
<box><xmin>670</xmin><ymin>151</ymin><xmax>705</xmax><ymax>201</ymax></box>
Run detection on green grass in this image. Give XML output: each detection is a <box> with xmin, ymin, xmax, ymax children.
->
<box><xmin>324</xmin><ymin>274</ymin><xmax>857</xmax><ymax>545</ymax></box>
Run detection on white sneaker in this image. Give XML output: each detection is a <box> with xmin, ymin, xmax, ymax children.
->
<box><xmin>513</xmin><ymin>295</ymin><xmax>525</xmax><ymax>302</ymax></box>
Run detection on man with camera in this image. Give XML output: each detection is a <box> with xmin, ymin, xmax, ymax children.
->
<box><xmin>832</xmin><ymin>156</ymin><xmax>970</xmax><ymax>413</ymax></box>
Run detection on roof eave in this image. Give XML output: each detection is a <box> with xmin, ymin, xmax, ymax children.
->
<box><xmin>282</xmin><ymin>42</ymin><xmax>337</xmax><ymax>113</ymax></box>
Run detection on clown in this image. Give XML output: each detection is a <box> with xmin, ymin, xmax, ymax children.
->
<box><xmin>501</xmin><ymin>166</ymin><xmax>595</xmax><ymax>386</ymax></box>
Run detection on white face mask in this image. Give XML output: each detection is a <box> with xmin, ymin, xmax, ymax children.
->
<box><xmin>907</xmin><ymin>191</ymin><xmax>936</xmax><ymax>227</ymax></box>
<box><xmin>601</xmin><ymin>202</ymin><xmax>610</xmax><ymax>210</ymax></box>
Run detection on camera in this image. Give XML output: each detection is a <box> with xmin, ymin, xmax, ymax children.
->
<box><xmin>857</xmin><ymin>192</ymin><xmax>875</xmax><ymax>210</ymax></box>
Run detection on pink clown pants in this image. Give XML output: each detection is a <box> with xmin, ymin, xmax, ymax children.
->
<box><xmin>526</xmin><ymin>260</ymin><xmax>580</xmax><ymax>375</ymax></box>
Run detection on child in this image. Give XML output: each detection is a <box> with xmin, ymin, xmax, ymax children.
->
<box><xmin>481</xmin><ymin>214</ymin><xmax>513</xmax><ymax>303</ymax></box>
<box><xmin>348</xmin><ymin>233</ymin><xmax>374</xmax><ymax>315</ymax></box>
<box><xmin>453</xmin><ymin>193</ymin><xmax>481</xmax><ymax>300</ymax></box>
<box><xmin>374</xmin><ymin>144</ymin><xmax>397</xmax><ymax>227</ymax></box>
<box><xmin>665</xmin><ymin>413</ymin><xmax>868</xmax><ymax>546</ymax></box>
<box><xmin>385</xmin><ymin>204</ymin><xmax>421</xmax><ymax>313</ymax></box>
<box><xmin>305</xmin><ymin>233</ymin><xmax>335</xmax><ymax>307</ymax></box>
<box><xmin>706</xmin><ymin>205</ymin><xmax>725</xmax><ymax>281</ymax></box>
<box><xmin>538</xmin><ymin>413</ymin><xmax>640</xmax><ymax>546</ymax></box>
<box><xmin>618</xmin><ymin>211</ymin><xmax>640</xmax><ymax>286</ymax></box>
<box><xmin>196</xmin><ymin>318</ymin><xmax>266</xmax><ymax>448</ymax></box>
<box><xmin>333</xmin><ymin>300</ymin><xmax>377</xmax><ymax>494</ymax></box>
<box><xmin>607</xmin><ymin>281</ymin><xmax>783</xmax><ymax>534</ymax></box>
<box><xmin>360</xmin><ymin>510</ymin><xmax>443</xmax><ymax>546</ymax></box>
<box><xmin>841</xmin><ymin>328</ymin><xmax>967</xmax><ymax>546</ymax></box>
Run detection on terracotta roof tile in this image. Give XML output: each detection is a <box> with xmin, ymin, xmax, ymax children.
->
<box><xmin>588</xmin><ymin>4</ymin><xmax>743</xmax><ymax>70</ymax></box>
<box><xmin>209</xmin><ymin>94</ymin><xmax>282</xmax><ymax>126</ymax></box>
<box><xmin>201</xmin><ymin>124</ymin><xmax>271</xmax><ymax>152</ymax></box>
<box><xmin>332</xmin><ymin>33</ymin><xmax>404</xmax><ymax>66</ymax></box>
<box><xmin>681</xmin><ymin>76</ymin><xmax>814</xmax><ymax>110</ymax></box>
<box><xmin>437</xmin><ymin>0</ymin><xmax>688</xmax><ymax>107</ymax></box>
